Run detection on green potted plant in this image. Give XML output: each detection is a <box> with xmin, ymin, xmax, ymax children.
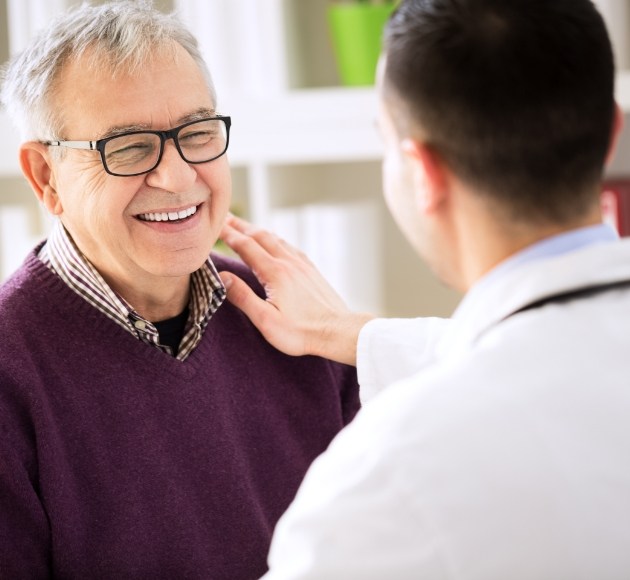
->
<box><xmin>327</xmin><ymin>0</ymin><xmax>397</xmax><ymax>86</ymax></box>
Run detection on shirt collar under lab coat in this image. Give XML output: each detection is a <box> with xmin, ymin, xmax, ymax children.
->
<box><xmin>435</xmin><ymin>223</ymin><xmax>624</xmax><ymax>359</ymax></box>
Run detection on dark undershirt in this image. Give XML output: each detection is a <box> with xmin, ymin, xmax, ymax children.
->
<box><xmin>154</xmin><ymin>306</ymin><xmax>190</xmax><ymax>356</ymax></box>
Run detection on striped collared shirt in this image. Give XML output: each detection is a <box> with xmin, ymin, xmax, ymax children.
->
<box><xmin>38</xmin><ymin>220</ymin><xmax>226</xmax><ymax>361</ymax></box>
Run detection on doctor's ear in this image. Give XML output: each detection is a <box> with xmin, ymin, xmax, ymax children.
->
<box><xmin>19</xmin><ymin>142</ymin><xmax>63</xmax><ymax>215</ymax></box>
<box><xmin>400</xmin><ymin>138</ymin><xmax>449</xmax><ymax>212</ymax></box>
<box><xmin>605</xmin><ymin>102</ymin><xmax>625</xmax><ymax>168</ymax></box>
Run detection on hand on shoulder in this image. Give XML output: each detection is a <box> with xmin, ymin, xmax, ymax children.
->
<box><xmin>218</xmin><ymin>214</ymin><xmax>374</xmax><ymax>365</ymax></box>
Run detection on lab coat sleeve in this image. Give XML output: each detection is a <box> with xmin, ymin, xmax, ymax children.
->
<box><xmin>357</xmin><ymin>316</ymin><xmax>452</xmax><ymax>402</ymax></box>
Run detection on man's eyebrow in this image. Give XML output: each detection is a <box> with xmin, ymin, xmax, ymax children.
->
<box><xmin>100</xmin><ymin>123</ymin><xmax>151</xmax><ymax>139</ymax></box>
<box><xmin>98</xmin><ymin>108</ymin><xmax>217</xmax><ymax>139</ymax></box>
<box><xmin>178</xmin><ymin>108</ymin><xmax>216</xmax><ymax>124</ymax></box>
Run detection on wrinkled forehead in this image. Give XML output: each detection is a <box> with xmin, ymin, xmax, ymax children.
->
<box><xmin>51</xmin><ymin>42</ymin><xmax>215</xmax><ymax>138</ymax></box>
<box><xmin>58</xmin><ymin>39</ymin><xmax>186</xmax><ymax>84</ymax></box>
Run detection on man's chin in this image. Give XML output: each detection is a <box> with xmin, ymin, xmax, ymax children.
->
<box><xmin>149</xmin><ymin>249</ymin><xmax>211</xmax><ymax>278</ymax></box>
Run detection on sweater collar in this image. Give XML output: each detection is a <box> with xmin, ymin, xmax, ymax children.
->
<box><xmin>38</xmin><ymin>220</ymin><xmax>226</xmax><ymax>361</ymax></box>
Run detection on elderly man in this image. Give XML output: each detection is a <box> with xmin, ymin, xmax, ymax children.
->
<box><xmin>219</xmin><ymin>0</ymin><xmax>630</xmax><ymax>577</ymax></box>
<box><xmin>0</xmin><ymin>2</ymin><xmax>359</xmax><ymax>578</ymax></box>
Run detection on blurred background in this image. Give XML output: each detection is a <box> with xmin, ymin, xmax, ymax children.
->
<box><xmin>1</xmin><ymin>0</ymin><xmax>630</xmax><ymax>318</ymax></box>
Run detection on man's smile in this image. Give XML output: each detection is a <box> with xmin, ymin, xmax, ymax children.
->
<box><xmin>136</xmin><ymin>203</ymin><xmax>200</xmax><ymax>223</ymax></box>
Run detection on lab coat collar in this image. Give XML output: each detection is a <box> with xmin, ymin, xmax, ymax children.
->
<box><xmin>435</xmin><ymin>238</ymin><xmax>630</xmax><ymax>359</ymax></box>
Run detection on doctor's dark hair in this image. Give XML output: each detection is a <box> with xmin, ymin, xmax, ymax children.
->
<box><xmin>383</xmin><ymin>0</ymin><xmax>615</xmax><ymax>223</ymax></box>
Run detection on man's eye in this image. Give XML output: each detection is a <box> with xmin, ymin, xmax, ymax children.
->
<box><xmin>108</xmin><ymin>141</ymin><xmax>154</xmax><ymax>158</ymax></box>
<box><xmin>180</xmin><ymin>130</ymin><xmax>213</xmax><ymax>144</ymax></box>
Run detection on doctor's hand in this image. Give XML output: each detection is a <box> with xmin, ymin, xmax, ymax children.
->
<box><xmin>218</xmin><ymin>214</ymin><xmax>374</xmax><ymax>366</ymax></box>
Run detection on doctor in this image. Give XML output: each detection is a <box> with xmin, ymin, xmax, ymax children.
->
<box><xmin>220</xmin><ymin>0</ymin><xmax>630</xmax><ymax>577</ymax></box>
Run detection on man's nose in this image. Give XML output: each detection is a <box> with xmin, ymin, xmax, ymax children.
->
<box><xmin>144</xmin><ymin>139</ymin><xmax>197</xmax><ymax>191</ymax></box>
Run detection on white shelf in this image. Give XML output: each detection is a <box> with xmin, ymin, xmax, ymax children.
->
<box><xmin>0</xmin><ymin>111</ymin><xmax>20</xmax><ymax>178</ymax></box>
<box><xmin>616</xmin><ymin>71</ymin><xmax>630</xmax><ymax>112</ymax></box>
<box><xmin>227</xmin><ymin>87</ymin><xmax>382</xmax><ymax>166</ymax></box>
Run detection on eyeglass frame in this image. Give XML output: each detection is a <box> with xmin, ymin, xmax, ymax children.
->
<box><xmin>43</xmin><ymin>115</ymin><xmax>231</xmax><ymax>177</ymax></box>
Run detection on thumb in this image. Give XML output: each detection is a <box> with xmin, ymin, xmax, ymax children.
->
<box><xmin>219</xmin><ymin>271</ymin><xmax>270</xmax><ymax>325</ymax></box>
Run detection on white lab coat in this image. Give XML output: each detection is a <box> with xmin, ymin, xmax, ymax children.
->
<box><xmin>263</xmin><ymin>238</ymin><xmax>630</xmax><ymax>579</ymax></box>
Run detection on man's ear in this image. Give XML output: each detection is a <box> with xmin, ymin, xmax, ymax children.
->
<box><xmin>400</xmin><ymin>138</ymin><xmax>449</xmax><ymax>213</ymax></box>
<box><xmin>606</xmin><ymin>102</ymin><xmax>625</xmax><ymax>167</ymax></box>
<box><xmin>19</xmin><ymin>142</ymin><xmax>63</xmax><ymax>215</ymax></box>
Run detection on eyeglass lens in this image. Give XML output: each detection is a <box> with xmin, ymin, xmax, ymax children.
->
<box><xmin>103</xmin><ymin>118</ymin><xmax>228</xmax><ymax>176</ymax></box>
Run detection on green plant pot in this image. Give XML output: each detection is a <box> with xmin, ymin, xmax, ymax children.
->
<box><xmin>327</xmin><ymin>3</ymin><xmax>395</xmax><ymax>87</ymax></box>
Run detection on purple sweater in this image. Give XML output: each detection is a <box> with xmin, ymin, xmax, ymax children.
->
<box><xmin>0</xmin><ymin>249</ymin><xmax>360</xmax><ymax>579</ymax></box>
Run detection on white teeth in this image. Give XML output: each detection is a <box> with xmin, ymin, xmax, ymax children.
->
<box><xmin>139</xmin><ymin>205</ymin><xmax>198</xmax><ymax>222</ymax></box>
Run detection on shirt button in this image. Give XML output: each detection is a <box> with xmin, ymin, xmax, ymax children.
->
<box><xmin>134</xmin><ymin>320</ymin><xmax>147</xmax><ymax>330</ymax></box>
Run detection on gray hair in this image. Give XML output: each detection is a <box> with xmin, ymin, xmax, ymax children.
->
<box><xmin>0</xmin><ymin>0</ymin><xmax>217</xmax><ymax>142</ymax></box>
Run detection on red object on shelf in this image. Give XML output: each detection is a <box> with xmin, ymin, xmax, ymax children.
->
<box><xmin>601</xmin><ymin>180</ymin><xmax>630</xmax><ymax>237</ymax></box>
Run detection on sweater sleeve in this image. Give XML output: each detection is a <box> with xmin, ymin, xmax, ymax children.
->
<box><xmin>211</xmin><ymin>253</ymin><xmax>362</xmax><ymax>425</ymax></box>
<box><xmin>0</xmin><ymin>378</ymin><xmax>51</xmax><ymax>577</ymax></box>
<box><xmin>327</xmin><ymin>360</ymin><xmax>361</xmax><ymax>426</ymax></box>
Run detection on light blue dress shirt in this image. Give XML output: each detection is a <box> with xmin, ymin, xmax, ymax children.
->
<box><xmin>470</xmin><ymin>223</ymin><xmax>619</xmax><ymax>299</ymax></box>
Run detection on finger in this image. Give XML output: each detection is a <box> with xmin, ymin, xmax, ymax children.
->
<box><xmin>225</xmin><ymin>213</ymin><xmax>311</xmax><ymax>261</ymax></box>
<box><xmin>225</xmin><ymin>213</ymin><xmax>254</xmax><ymax>233</ymax></box>
<box><xmin>219</xmin><ymin>221</ymin><xmax>242</xmax><ymax>246</ymax></box>
<box><xmin>219</xmin><ymin>271</ymin><xmax>262</xmax><ymax>305</ymax></box>
<box><xmin>249</xmin><ymin>228</ymin><xmax>289</xmax><ymax>257</ymax></box>
<box><xmin>225</xmin><ymin>214</ymin><xmax>274</xmax><ymax>247</ymax></box>
<box><xmin>219</xmin><ymin>271</ymin><xmax>286</xmax><ymax>343</ymax></box>
<box><xmin>222</xmin><ymin>221</ymin><xmax>296</xmax><ymax>264</ymax></box>
<box><xmin>220</xmin><ymin>223</ymin><xmax>273</xmax><ymax>266</ymax></box>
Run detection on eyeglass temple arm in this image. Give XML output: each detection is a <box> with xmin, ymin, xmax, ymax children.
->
<box><xmin>45</xmin><ymin>140</ymin><xmax>98</xmax><ymax>150</ymax></box>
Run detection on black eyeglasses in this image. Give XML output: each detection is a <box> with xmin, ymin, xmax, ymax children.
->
<box><xmin>44</xmin><ymin>115</ymin><xmax>231</xmax><ymax>177</ymax></box>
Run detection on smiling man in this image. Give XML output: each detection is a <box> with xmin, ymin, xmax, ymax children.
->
<box><xmin>0</xmin><ymin>2</ymin><xmax>359</xmax><ymax>578</ymax></box>
<box><xmin>32</xmin><ymin>42</ymin><xmax>231</xmax><ymax>330</ymax></box>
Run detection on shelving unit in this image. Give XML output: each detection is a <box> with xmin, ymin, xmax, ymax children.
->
<box><xmin>1</xmin><ymin>0</ymin><xmax>629</xmax><ymax>317</ymax></box>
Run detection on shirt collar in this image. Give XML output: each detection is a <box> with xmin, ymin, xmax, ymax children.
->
<box><xmin>39</xmin><ymin>220</ymin><xmax>226</xmax><ymax>361</ymax></box>
<box><xmin>435</xmin><ymin>224</ymin><xmax>623</xmax><ymax>359</ymax></box>
<box><xmin>466</xmin><ymin>223</ymin><xmax>619</xmax><ymax>306</ymax></box>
